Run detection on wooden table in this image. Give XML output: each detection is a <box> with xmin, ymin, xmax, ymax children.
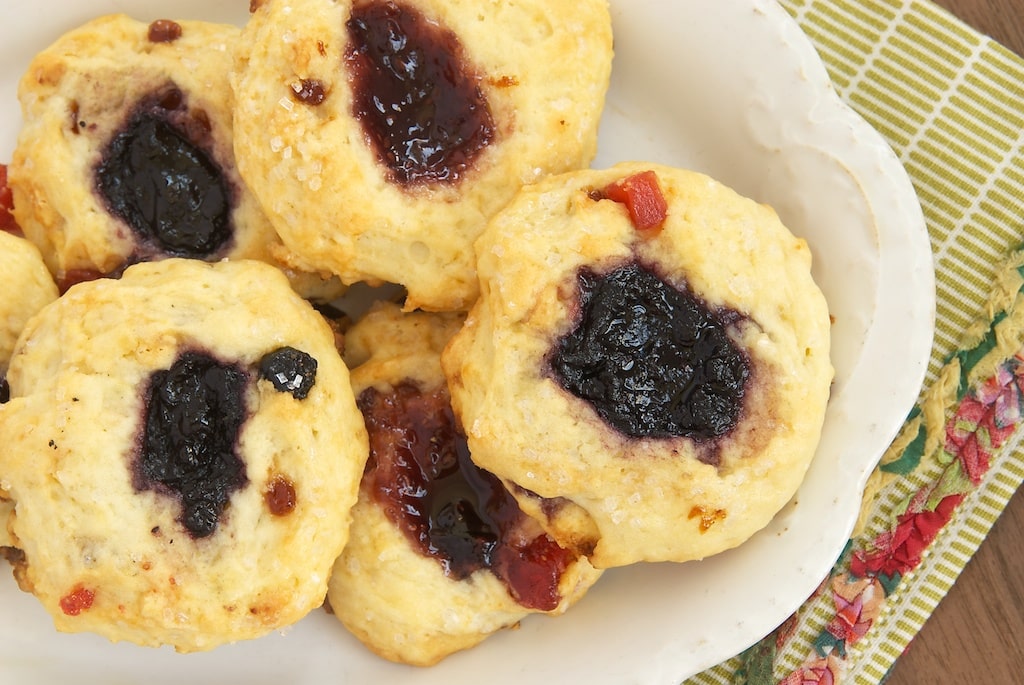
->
<box><xmin>885</xmin><ymin>1</ymin><xmax>1024</xmax><ymax>683</ymax></box>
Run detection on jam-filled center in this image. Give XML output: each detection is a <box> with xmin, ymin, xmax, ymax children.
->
<box><xmin>135</xmin><ymin>352</ymin><xmax>249</xmax><ymax>538</ymax></box>
<box><xmin>551</xmin><ymin>262</ymin><xmax>750</xmax><ymax>443</ymax></box>
<box><xmin>344</xmin><ymin>0</ymin><xmax>495</xmax><ymax>186</ymax></box>
<box><xmin>95</xmin><ymin>87</ymin><xmax>232</xmax><ymax>258</ymax></box>
<box><xmin>358</xmin><ymin>382</ymin><xmax>573</xmax><ymax>611</ymax></box>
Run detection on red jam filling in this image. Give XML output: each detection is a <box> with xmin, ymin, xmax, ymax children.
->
<box><xmin>345</xmin><ymin>0</ymin><xmax>494</xmax><ymax>187</ymax></box>
<box><xmin>357</xmin><ymin>382</ymin><xmax>574</xmax><ymax>611</ymax></box>
<box><xmin>0</xmin><ymin>164</ymin><xmax>21</xmax><ymax>236</ymax></box>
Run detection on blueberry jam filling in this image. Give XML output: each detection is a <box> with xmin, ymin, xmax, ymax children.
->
<box><xmin>0</xmin><ymin>377</ymin><xmax>9</xmax><ymax>404</ymax></box>
<box><xmin>136</xmin><ymin>352</ymin><xmax>249</xmax><ymax>538</ymax></box>
<box><xmin>358</xmin><ymin>382</ymin><xmax>573</xmax><ymax>611</ymax></box>
<box><xmin>96</xmin><ymin>88</ymin><xmax>231</xmax><ymax>258</ymax></box>
<box><xmin>259</xmin><ymin>347</ymin><xmax>318</xmax><ymax>400</ymax></box>
<box><xmin>345</xmin><ymin>0</ymin><xmax>494</xmax><ymax>186</ymax></box>
<box><xmin>551</xmin><ymin>262</ymin><xmax>750</xmax><ymax>442</ymax></box>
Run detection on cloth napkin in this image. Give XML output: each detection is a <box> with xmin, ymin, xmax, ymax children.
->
<box><xmin>686</xmin><ymin>1</ymin><xmax>1024</xmax><ymax>683</ymax></box>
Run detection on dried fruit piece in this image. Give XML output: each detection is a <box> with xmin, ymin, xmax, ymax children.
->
<box><xmin>259</xmin><ymin>346</ymin><xmax>318</xmax><ymax>399</ymax></box>
<box><xmin>597</xmin><ymin>170</ymin><xmax>668</xmax><ymax>231</ymax></box>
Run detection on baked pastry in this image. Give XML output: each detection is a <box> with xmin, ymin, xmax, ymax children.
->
<box><xmin>0</xmin><ymin>258</ymin><xmax>368</xmax><ymax>652</ymax></box>
<box><xmin>232</xmin><ymin>0</ymin><xmax>613</xmax><ymax>311</ymax></box>
<box><xmin>442</xmin><ymin>163</ymin><xmax>833</xmax><ymax>568</ymax></box>
<box><xmin>8</xmin><ymin>14</ymin><xmax>340</xmax><ymax>299</ymax></box>
<box><xmin>1</xmin><ymin>230</ymin><xmax>58</xmax><ymax>373</ymax></box>
<box><xmin>327</xmin><ymin>302</ymin><xmax>601</xmax><ymax>665</ymax></box>
<box><xmin>1</xmin><ymin>168</ymin><xmax>59</xmax><ymax>553</ymax></box>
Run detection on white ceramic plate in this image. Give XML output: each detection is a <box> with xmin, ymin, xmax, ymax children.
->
<box><xmin>0</xmin><ymin>0</ymin><xmax>934</xmax><ymax>683</ymax></box>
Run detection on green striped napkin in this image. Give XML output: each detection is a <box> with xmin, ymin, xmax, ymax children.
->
<box><xmin>687</xmin><ymin>1</ymin><xmax>1024</xmax><ymax>683</ymax></box>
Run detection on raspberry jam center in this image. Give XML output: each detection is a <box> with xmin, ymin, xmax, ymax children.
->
<box><xmin>345</xmin><ymin>0</ymin><xmax>494</xmax><ymax>186</ymax></box>
<box><xmin>358</xmin><ymin>382</ymin><xmax>573</xmax><ymax>610</ymax></box>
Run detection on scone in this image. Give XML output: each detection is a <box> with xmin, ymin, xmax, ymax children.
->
<box><xmin>1</xmin><ymin>230</ymin><xmax>58</xmax><ymax>373</ymax></box>
<box><xmin>327</xmin><ymin>302</ymin><xmax>601</xmax><ymax>666</ymax></box>
<box><xmin>1</xmin><ymin>168</ymin><xmax>59</xmax><ymax>553</ymax></box>
<box><xmin>8</xmin><ymin>14</ymin><xmax>340</xmax><ymax>299</ymax></box>
<box><xmin>442</xmin><ymin>163</ymin><xmax>834</xmax><ymax>568</ymax></box>
<box><xmin>232</xmin><ymin>0</ymin><xmax>613</xmax><ymax>311</ymax></box>
<box><xmin>0</xmin><ymin>258</ymin><xmax>368</xmax><ymax>652</ymax></box>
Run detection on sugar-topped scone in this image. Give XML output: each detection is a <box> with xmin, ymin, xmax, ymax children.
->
<box><xmin>442</xmin><ymin>163</ymin><xmax>833</xmax><ymax>568</ymax></box>
<box><xmin>232</xmin><ymin>0</ymin><xmax>613</xmax><ymax>311</ymax></box>
<box><xmin>327</xmin><ymin>302</ymin><xmax>601</xmax><ymax>665</ymax></box>
<box><xmin>1</xmin><ymin>230</ymin><xmax>58</xmax><ymax>374</ymax></box>
<box><xmin>0</xmin><ymin>258</ymin><xmax>368</xmax><ymax>652</ymax></box>
<box><xmin>9</xmin><ymin>14</ymin><xmax>340</xmax><ymax>299</ymax></box>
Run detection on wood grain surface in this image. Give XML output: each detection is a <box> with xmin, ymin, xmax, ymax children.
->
<box><xmin>885</xmin><ymin>2</ymin><xmax>1024</xmax><ymax>683</ymax></box>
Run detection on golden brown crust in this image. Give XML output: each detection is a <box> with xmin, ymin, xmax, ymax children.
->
<box><xmin>442</xmin><ymin>163</ymin><xmax>834</xmax><ymax>568</ymax></box>
<box><xmin>0</xmin><ymin>258</ymin><xmax>368</xmax><ymax>652</ymax></box>
<box><xmin>231</xmin><ymin>0</ymin><xmax>613</xmax><ymax>311</ymax></box>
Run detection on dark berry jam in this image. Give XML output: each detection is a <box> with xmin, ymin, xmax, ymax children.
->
<box><xmin>551</xmin><ymin>262</ymin><xmax>750</xmax><ymax>442</ymax></box>
<box><xmin>136</xmin><ymin>352</ymin><xmax>249</xmax><ymax>538</ymax></box>
<box><xmin>358</xmin><ymin>382</ymin><xmax>573</xmax><ymax>611</ymax></box>
<box><xmin>259</xmin><ymin>347</ymin><xmax>318</xmax><ymax>400</ymax></box>
<box><xmin>0</xmin><ymin>377</ymin><xmax>9</xmax><ymax>404</ymax></box>
<box><xmin>96</xmin><ymin>88</ymin><xmax>231</xmax><ymax>259</ymax></box>
<box><xmin>345</xmin><ymin>0</ymin><xmax>494</xmax><ymax>186</ymax></box>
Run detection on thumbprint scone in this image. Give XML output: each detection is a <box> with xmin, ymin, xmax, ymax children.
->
<box><xmin>0</xmin><ymin>258</ymin><xmax>368</xmax><ymax>651</ymax></box>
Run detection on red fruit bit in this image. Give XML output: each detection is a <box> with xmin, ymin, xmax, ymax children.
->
<box><xmin>59</xmin><ymin>585</ymin><xmax>96</xmax><ymax>616</ymax></box>
<box><xmin>148</xmin><ymin>19</ymin><xmax>183</xmax><ymax>43</ymax></box>
<box><xmin>0</xmin><ymin>164</ymin><xmax>22</xmax><ymax>236</ymax></box>
<box><xmin>600</xmin><ymin>170</ymin><xmax>669</xmax><ymax>232</ymax></box>
<box><xmin>265</xmin><ymin>475</ymin><xmax>297</xmax><ymax>516</ymax></box>
<box><xmin>495</xmin><ymin>531</ymin><xmax>572</xmax><ymax>611</ymax></box>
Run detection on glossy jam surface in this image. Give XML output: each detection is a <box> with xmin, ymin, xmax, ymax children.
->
<box><xmin>0</xmin><ymin>377</ymin><xmax>8</xmax><ymax>404</ymax></box>
<box><xmin>259</xmin><ymin>347</ymin><xmax>318</xmax><ymax>400</ymax></box>
<box><xmin>552</xmin><ymin>262</ymin><xmax>749</xmax><ymax>442</ymax></box>
<box><xmin>136</xmin><ymin>352</ymin><xmax>249</xmax><ymax>538</ymax></box>
<box><xmin>345</xmin><ymin>0</ymin><xmax>494</xmax><ymax>186</ymax></box>
<box><xmin>358</xmin><ymin>382</ymin><xmax>573</xmax><ymax>610</ymax></box>
<box><xmin>96</xmin><ymin>88</ymin><xmax>231</xmax><ymax>258</ymax></box>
